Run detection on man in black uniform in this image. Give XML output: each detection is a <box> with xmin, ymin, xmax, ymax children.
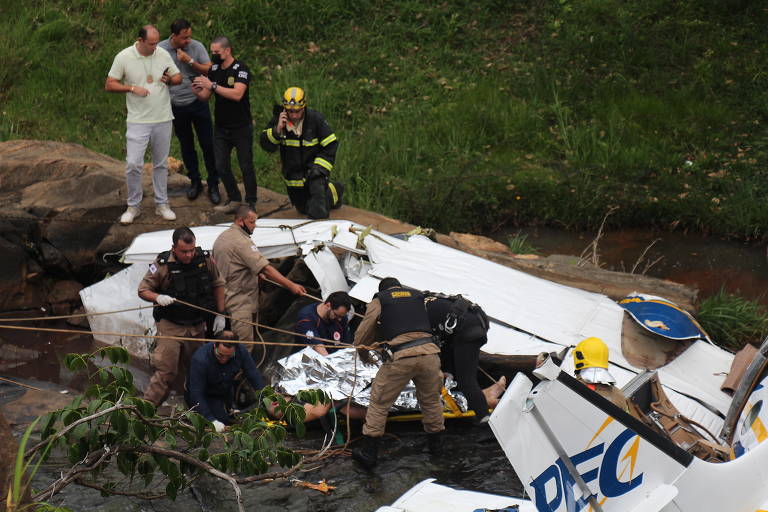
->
<box><xmin>259</xmin><ymin>86</ymin><xmax>342</xmax><ymax>219</ymax></box>
<box><xmin>138</xmin><ymin>227</ymin><xmax>227</xmax><ymax>406</ymax></box>
<box><xmin>192</xmin><ymin>36</ymin><xmax>256</xmax><ymax>213</ymax></box>
<box><xmin>425</xmin><ymin>293</ymin><xmax>492</xmax><ymax>423</ymax></box>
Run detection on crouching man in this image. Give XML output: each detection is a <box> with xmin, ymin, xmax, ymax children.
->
<box><xmin>185</xmin><ymin>331</ymin><xmax>265</xmax><ymax>432</ymax></box>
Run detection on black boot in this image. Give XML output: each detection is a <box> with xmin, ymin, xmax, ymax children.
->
<box><xmin>187</xmin><ymin>180</ymin><xmax>203</xmax><ymax>200</ymax></box>
<box><xmin>427</xmin><ymin>431</ymin><xmax>444</xmax><ymax>455</ymax></box>
<box><xmin>208</xmin><ymin>184</ymin><xmax>221</xmax><ymax>205</ymax></box>
<box><xmin>352</xmin><ymin>435</ymin><xmax>380</xmax><ymax>469</ymax></box>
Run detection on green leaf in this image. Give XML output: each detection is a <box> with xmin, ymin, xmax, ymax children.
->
<box><xmin>166</xmin><ymin>480</ymin><xmax>179</xmax><ymax>501</ymax></box>
<box><xmin>70</xmin><ymin>422</ymin><xmax>89</xmax><ymax>441</ymax></box>
<box><xmin>131</xmin><ymin>419</ymin><xmax>146</xmax><ymax>440</ymax></box>
<box><xmin>63</xmin><ymin>353</ymin><xmax>88</xmax><ymax>372</ymax></box>
<box><xmin>67</xmin><ymin>443</ymin><xmax>83</xmax><ymax>465</ymax></box>
<box><xmin>62</xmin><ymin>410</ymin><xmax>81</xmax><ymax>426</ymax></box>
<box><xmin>164</xmin><ymin>430</ymin><xmax>177</xmax><ymax>449</ymax></box>
<box><xmin>110</xmin><ymin>410</ymin><xmax>128</xmax><ymax>436</ymax></box>
<box><xmin>116</xmin><ymin>452</ymin><xmax>137</xmax><ymax>478</ymax></box>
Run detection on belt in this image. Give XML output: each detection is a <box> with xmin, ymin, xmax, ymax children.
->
<box><xmin>389</xmin><ymin>336</ymin><xmax>436</xmax><ymax>353</ymax></box>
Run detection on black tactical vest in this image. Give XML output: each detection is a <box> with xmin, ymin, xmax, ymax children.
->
<box><xmin>152</xmin><ymin>248</ymin><xmax>216</xmax><ymax>325</ymax></box>
<box><xmin>377</xmin><ymin>287</ymin><xmax>432</xmax><ymax>340</ymax></box>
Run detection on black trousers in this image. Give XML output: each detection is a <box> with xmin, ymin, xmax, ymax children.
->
<box><xmin>441</xmin><ymin>336</ymin><xmax>489</xmax><ymax>421</ymax></box>
<box><xmin>214</xmin><ymin>124</ymin><xmax>257</xmax><ymax>204</ymax></box>
<box><xmin>286</xmin><ymin>177</ymin><xmax>343</xmax><ymax>219</ymax></box>
<box><xmin>172</xmin><ymin>100</ymin><xmax>217</xmax><ymax>186</ymax></box>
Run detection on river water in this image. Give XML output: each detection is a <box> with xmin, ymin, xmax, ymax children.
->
<box><xmin>498</xmin><ymin>226</ymin><xmax>768</xmax><ymax>305</ymax></box>
<box><xmin>1</xmin><ymin>318</ymin><xmax>522</xmax><ymax>511</ymax></box>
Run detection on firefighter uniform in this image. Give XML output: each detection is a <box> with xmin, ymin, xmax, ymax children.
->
<box><xmin>212</xmin><ymin>223</ymin><xmax>270</xmax><ymax>345</ymax></box>
<box><xmin>259</xmin><ymin>107</ymin><xmax>341</xmax><ymax>219</ymax></box>
<box><xmin>354</xmin><ymin>288</ymin><xmax>445</xmax><ymax>437</ymax></box>
<box><xmin>139</xmin><ymin>248</ymin><xmax>225</xmax><ymax>406</ymax></box>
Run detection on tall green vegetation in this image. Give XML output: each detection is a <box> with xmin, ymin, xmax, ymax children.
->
<box><xmin>1</xmin><ymin>0</ymin><xmax>767</xmax><ymax>235</ymax></box>
<box><xmin>698</xmin><ymin>288</ymin><xmax>768</xmax><ymax>351</ymax></box>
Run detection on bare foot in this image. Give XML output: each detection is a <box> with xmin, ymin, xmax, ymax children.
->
<box><xmin>482</xmin><ymin>376</ymin><xmax>507</xmax><ymax>408</ymax></box>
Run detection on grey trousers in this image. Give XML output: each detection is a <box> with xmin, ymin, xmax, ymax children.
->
<box><xmin>125</xmin><ymin>121</ymin><xmax>172</xmax><ymax>207</ymax></box>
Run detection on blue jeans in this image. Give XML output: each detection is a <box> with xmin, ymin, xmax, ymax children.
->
<box><xmin>172</xmin><ymin>100</ymin><xmax>218</xmax><ymax>186</ymax></box>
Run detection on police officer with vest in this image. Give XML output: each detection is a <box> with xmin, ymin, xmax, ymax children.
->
<box><xmin>351</xmin><ymin>277</ymin><xmax>445</xmax><ymax>469</ymax></box>
<box><xmin>425</xmin><ymin>293</ymin><xmax>493</xmax><ymax>424</ymax></box>
<box><xmin>259</xmin><ymin>86</ymin><xmax>342</xmax><ymax>219</ymax></box>
<box><xmin>139</xmin><ymin>226</ymin><xmax>226</xmax><ymax>406</ymax></box>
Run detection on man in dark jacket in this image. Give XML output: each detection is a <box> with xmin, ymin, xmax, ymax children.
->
<box><xmin>259</xmin><ymin>86</ymin><xmax>342</xmax><ymax>219</ymax></box>
<box><xmin>185</xmin><ymin>331</ymin><xmax>265</xmax><ymax>432</ymax></box>
<box><xmin>425</xmin><ymin>293</ymin><xmax>492</xmax><ymax>423</ymax></box>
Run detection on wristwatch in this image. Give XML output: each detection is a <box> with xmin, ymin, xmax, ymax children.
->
<box><xmin>210</xmin><ymin>83</ymin><xmax>218</xmax><ymax>92</ymax></box>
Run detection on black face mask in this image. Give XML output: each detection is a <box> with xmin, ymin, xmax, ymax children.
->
<box><xmin>240</xmin><ymin>223</ymin><xmax>252</xmax><ymax>236</ymax></box>
<box><xmin>211</xmin><ymin>54</ymin><xmax>223</xmax><ymax>66</ymax></box>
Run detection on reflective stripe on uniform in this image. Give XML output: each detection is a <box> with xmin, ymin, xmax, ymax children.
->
<box><xmin>284</xmin><ymin>178</ymin><xmax>306</xmax><ymax>187</ymax></box>
<box><xmin>314</xmin><ymin>157</ymin><xmax>333</xmax><ymax>171</ymax></box>
<box><xmin>328</xmin><ymin>182</ymin><xmax>339</xmax><ymax>205</ymax></box>
<box><xmin>265</xmin><ymin>128</ymin><xmax>280</xmax><ymax>145</ymax></box>
<box><xmin>281</xmin><ymin>139</ymin><xmax>301</xmax><ymax>147</ymax></box>
<box><xmin>303</xmin><ymin>138</ymin><xmax>319</xmax><ymax>147</ymax></box>
<box><xmin>320</xmin><ymin>133</ymin><xmax>337</xmax><ymax>146</ymax></box>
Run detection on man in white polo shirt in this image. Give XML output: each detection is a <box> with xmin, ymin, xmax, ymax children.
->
<box><xmin>105</xmin><ymin>25</ymin><xmax>182</xmax><ymax>225</ymax></box>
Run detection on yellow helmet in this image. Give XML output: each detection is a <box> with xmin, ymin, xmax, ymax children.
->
<box><xmin>573</xmin><ymin>337</ymin><xmax>609</xmax><ymax>372</ymax></box>
<box><xmin>282</xmin><ymin>87</ymin><xmax>306</xmax><ymax>111</ymax></box>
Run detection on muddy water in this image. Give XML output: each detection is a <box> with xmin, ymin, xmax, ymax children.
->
<box><xmin>500</xmin><ymin>227</ymin><xmax>768</xmax><ymax>305</ymax></box>
<box><xmin>1</xmin><ymin>317</ymin><xmax>524</xmax><ymax>511</ymax></box>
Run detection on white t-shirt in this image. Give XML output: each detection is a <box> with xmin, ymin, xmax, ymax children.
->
<box><xmin>108</xmin><ymin>43</ymin><xmax>180</xmax><ymax>124</ymax></box>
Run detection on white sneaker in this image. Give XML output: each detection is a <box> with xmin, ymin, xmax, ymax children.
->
<box><xmin>120</xmin><ymin>206</ymin><xmax>141</xmax><ymax>225</ymax></box>
<box><xmin>155</xmin><ymin>204</ymin><xmax>176</xmax><ymax>221</ymax></box>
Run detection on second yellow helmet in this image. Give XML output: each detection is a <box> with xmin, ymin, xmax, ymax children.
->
<box><xmin>573</xmin><ymin>337</ymin><xmax>609</xmax><ymax>372</ymax></box>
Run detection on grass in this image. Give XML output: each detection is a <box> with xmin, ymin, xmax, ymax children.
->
<box><xmin>507</xmin><ymin>232</ymin><xmax>539</xmax><ymax>255</ymax></box>
<box><xmin>1</xmin><ymin>0</ymin><xmax>768</xmax><ymax>237</ymax></box>
<box><xmin>698</xmin><ymin>288</ymin><xmax>768</xmax><ymax>351</ymax></box>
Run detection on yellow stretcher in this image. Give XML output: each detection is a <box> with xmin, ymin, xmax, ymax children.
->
<box><xmin>387</xmin><ymin>387</ymin><xmax>489</xmax><ymax>422</ymax></box>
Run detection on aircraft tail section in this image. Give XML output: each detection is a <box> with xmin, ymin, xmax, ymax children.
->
<box><xmin>489</xmin><ymin>365</ymin><xmax>691</xmax><ymax>512</ymax></box>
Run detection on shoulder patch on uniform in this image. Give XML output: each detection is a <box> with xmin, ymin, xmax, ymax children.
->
<box><xmin>211</xmin><ymin>64</ymin><xmax>219</xmax><ymax>71</ymax></box>
<box><xmin>149</xmin><ymin>263</ymin><xmax>157</xmax><ymax>274</ymax></box>
<box><xmin>333</xmin><ymin>331</ymin><xmax>341</xmax><ymax>341</ymax></box>
<box><xmin>391</xmin><ymin>291</ymin><xmax>412</xmax><ymax>298</ymax></box>
<box><xmin>233</xmin><ymin>63</ymin><xmax>240</xmax><ymax>70</ymax></box>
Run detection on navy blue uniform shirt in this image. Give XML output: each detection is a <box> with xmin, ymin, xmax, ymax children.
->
<box><xmin>186</xmin><ymin>342</ymin><xmax>264</xmax><ymax>421</ymax></box>
<box><xmin>294</xmin><ymin>303</ymin><xmax>351</xmax><ymax>353</ymax></box>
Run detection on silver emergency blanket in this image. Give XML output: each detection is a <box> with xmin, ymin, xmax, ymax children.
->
<box><xmin>273</xmin><ymin>347</ymin><xmax>468</xmax><ymax>413</ymax></box>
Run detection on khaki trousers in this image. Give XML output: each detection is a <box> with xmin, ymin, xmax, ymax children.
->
<box><xmin>362</xmin><ymin>353</ymin><xmax>445</xmax><ymax>437</ymax></box>
<box><xmin>143</xmin><ymin>319</ymin><xmax>205</xmax><ymax>406</ymax></box>
<box><xmin>231</xmin><ymin>309</ymin><xmax>257</xmax><ymax>344</ymax></box>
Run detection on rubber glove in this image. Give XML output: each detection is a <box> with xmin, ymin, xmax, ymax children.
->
<box><xmin>212</xmin><ymin>314</ymin><xmax>226</xmax><ymax>334</ymax></box>
<box><xmin>212</xmin><ymin>420</ymin><xmax>226</xmax><ymax>433</ymax></box>
<box><xmin>156</xmin><ymin>294</ymin><xmax>175</xmax><ymax>307</ymax></box>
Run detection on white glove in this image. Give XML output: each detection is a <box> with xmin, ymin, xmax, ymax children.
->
<box><xmin>212</xmin><ymin>420</ymin><xmax>226</xmax><ymax>433</ymax></box>
<box><xmin>156</xmin><ymin>294</ymin><xmax>175</xmax><ymax>307</ymax></box>
<box><xmin>212</xmin><ymin>314</ymin><xmax>226</xmax><ymax>334</ymax></box>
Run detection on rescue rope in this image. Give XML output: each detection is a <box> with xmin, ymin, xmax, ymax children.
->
<box><xmin>260</xmin><ymin>277</ymin><xmax>365</xmax><ymax>319</ymax></box>
<box><xmin>0</xmin><ymin>322</ymin><xmax>375</xmax><ymax>352</ymax></box>
<box><xmin>0</xmin><ymin>305</ymin><xmax>158</xmax><ymax>323</ymax></box>
<box><xmin>0</xmin><ymin>376</ymin><xmax>44</xmax><ymax>392</ymax></box>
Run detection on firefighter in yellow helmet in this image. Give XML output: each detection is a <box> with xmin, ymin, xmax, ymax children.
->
<box><xmin>573</xmin><ymin>337</ymin><xmax>631</xmax><ymax>412</ymax></box>
<box><xmin>259</xmin><ymin>87</ymin><xmax>342</xmax><ymax>219</ymax></box>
